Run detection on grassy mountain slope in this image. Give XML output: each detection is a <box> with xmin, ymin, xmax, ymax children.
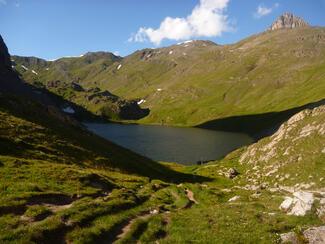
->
<box><xmin>161</xmin><ymin>104</ymin><xmax>325</xmax><ymax>243</ymax></box>
<box><xmin>12</xmin><ymin>53</ymin><xmax>149</xmax><ymax>120</ymax></box>
<box><xmin>14</xmin><ymin>27</ymin><xmax>325</xmax><ymax>127</ymax></box>
<box><xmin>103</xmin><ymin>27</ymin><xmax>325</xmax><ymax>126</ymax></box>
<box><xmin>2</xmin><ymin>33</ymin><xmax>325</xmax><ymax>243</ymax></box>
<box><xmin>0</xmin><ymin>35</ymin><xmax>208</xmax><ymax>243</ymax></box>
<box><xmin>1</xmin><ymin>95</ymin><xmax>324</xmax><ymax>243</ymax></box>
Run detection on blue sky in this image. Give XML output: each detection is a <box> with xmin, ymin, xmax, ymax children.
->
<box><xmin>1</xmin><ymin>0</ymin><xmax>325</xmax><ymax>60</ymax></box>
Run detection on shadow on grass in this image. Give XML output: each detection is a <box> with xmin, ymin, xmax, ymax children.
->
<box><xmin>198</xmin><ymin>98</ymin><xmax>325</xmax><ymax>140</ymax></box>
<box><xmin>0</xmin><ymin>91</ymin><xmax>210</xmax><ymax>184</ymax></box>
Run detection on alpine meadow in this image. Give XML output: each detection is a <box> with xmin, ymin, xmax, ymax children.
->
<box><xmin>0</xmin><ymin>1</ymin><xmax>325</xmax><ymax>243</ymax></box>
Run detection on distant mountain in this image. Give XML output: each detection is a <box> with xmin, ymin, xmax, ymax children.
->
<box><xmin>12</xmin><ymin>52</ymin><xmax>148</xmax><ymax>120</ymax></box>
<box><xmin>268</xmin><ymin>13</ymin><xmax>309</xmax><ymax>31</ymax></box>
<box><xmin>12</xmin><ymin>15</ymin><xmax>325</xmax><ymax>133</ymax></box>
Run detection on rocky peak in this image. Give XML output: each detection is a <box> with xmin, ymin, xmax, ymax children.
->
<box><xmin>268</xmin><ymin>13</ymin><xmax>309</xmax><ymax>31</ymax></box>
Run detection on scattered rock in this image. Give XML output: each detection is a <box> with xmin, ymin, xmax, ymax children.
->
<box><xmin>228</xmin><ymin>196</ymin><xmax>240</xmax><ymax>202</ymax></box>
<box><xmin>279</xmin><ymin>197</ymin><xmax>294</xmax><ymax>212</ymax></box>
<box><xmin>227</xmin><ymin>168</ymin><xmax>239</xmax><ymax>179</ymax></box>
<box><xmin>303</xmin><ymin>226</ymin><xmax>325</xmax><ymax>244</ymax></box>
<box><xmin>150</xmin><ymin>209</ymin><xmax>159</xmax><ymax>215</ymax></box>
<box><xmin>280</xmin><ymin>232</ymin><xmax>299</xmax><ymax>244</ymax></box>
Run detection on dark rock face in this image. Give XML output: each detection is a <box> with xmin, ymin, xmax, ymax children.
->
<box><xmin>99</xmin><ymin>99</ymin><xmax>149</xmax><ymax>120</ymax></box>
<box><xmin>71</xmin><ymin>82</ymin><xmax>84</xmax><ymax>92</ymax></box>
<box><xmin>0</xmin><ymin>35</ymin><xmax>12</xmax><ymax>71</ymax></box>
<box><xmin>118</xmin><ymin>101</ymin><xmax>150</xmax><ymax>120</ymax></box>
<box><xmin>268</xmin><ymin>13</ymin><xmax>309</xmax><ymax>31</ymax></box>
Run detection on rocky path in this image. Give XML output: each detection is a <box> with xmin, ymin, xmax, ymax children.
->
<box><xmin>115</xmin><ymin>212</ymin><xmax>154</xmax><ymax>242</ymax></box>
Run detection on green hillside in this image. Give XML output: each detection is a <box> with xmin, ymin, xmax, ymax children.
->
<box><xmin>1</xmin><ymin>90</ymin><xmax>324</xmax><ymax>243</ymax></box>
<box><xmin>1</xmin><ymin>25</ymin><xmax>325</xmax><ymax>242</ymax></box>
<box><xmin>13</xmin><ymin>27</ymin><xmax>325</xmax><ymax>127</ymax></box>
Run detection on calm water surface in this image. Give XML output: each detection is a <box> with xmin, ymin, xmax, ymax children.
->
<box><xmin>85</xmin><ymin>123</ymin><xmax>254</xmax><ymax>165</ymax></box>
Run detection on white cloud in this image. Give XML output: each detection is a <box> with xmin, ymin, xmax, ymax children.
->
<box><xmin>254</xmin><ymin>3</ymin><xmax>279</xmax><ymax>18</ymax></box>
<box><xmin>0</xmin><ymin>0</ymin><xmax>7</xmax><ymax>6</ymax></box>
<box><xmin>113</xmin><ymin>51</ymin><xmax>120</xmax><ymax>56</ymax></box>
<box><xmin>129</xmin><ymin>0</ymin><xmax>230</xmax><ymax>45</ymax></box>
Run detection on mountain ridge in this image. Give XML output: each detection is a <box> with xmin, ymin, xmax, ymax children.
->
<box><xmin>13</xmin><ymin>24</ymin><xmax>325</xmax><ymax>129</ymax></box>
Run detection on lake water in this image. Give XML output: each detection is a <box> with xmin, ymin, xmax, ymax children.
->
<box><xmin>85</xmin><ymin>123</ymin><xmax>254</xmax><ymax>165</ymax></box>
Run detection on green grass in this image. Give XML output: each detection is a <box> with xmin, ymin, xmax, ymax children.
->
<box><xmin>0</xmin><ymin>96</ymin><xmax>324</xmax><ymax>243</ymax></box>
<box><xmin>13</xmin><ymin>28</ymin><xmax>325</xmax><ymax>128</ymax></box>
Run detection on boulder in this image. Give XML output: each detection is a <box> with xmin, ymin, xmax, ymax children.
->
<box><xmin>280</xmin><ymin>232</ymin><xmax>299</xmax><ymax>244</ymax></box>
<box><xmin>279</xmin><ymin>197</ymin><xmax>294</xmax><ymax>212</ymax></box>
<box><xmin>279</xmin><ymin>191</ymin><xmax>314</xmax><ymax>216</ymax></box>
<box><xmin>303</xmin><ymin>226</ymin><xmax>325</xmax><ymax>244</ymax></box>
<box><xmin>227</xmin><ymin>168</ymin><xmax>239</xmax><ymax>179</ymax></box>
<box><xmin>290</xmin><ymin>191</ymin><xmax>314</xmax><ymax>216</ymax></box>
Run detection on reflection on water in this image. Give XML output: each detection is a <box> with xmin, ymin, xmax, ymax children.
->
<box><xmin>85</xmin><ymin>123</ymin><xmax>254</xmax><ymax>165</ymax></box>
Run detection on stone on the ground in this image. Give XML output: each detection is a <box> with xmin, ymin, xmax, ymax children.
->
<box><xmin>279</xmin><ymin>197</ymin><xmax>294</xmax><ymax>211</ymax></box>
<box><xmin>280</xmin><ymin>232</ymin><xmax>299</xmax><ymax>244</ymax></box>
<box><xmin>279</xmin><ymin>191</ymin><xmax>315</xmax><ymax>216</ymax></box>
<box><xmin>227</xmin><ymin>168</ymin><xmax>239</xmax><ymax>179</ymax></box>
<box><xmin>290</xmin><ymin>191</ymin><xmax>314</xmax><ymax>216</ymax></box>
<box><xmin>228</xmin><ymin>196</ymin><xmax>240</xmax><ymax>202</ymax></box>
<box><xmin>303</xmin><ymin>226</ymin><xmax>325</xmax><ymax>244</ymax></box>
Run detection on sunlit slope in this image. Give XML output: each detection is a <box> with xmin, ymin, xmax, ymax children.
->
<box><xmin>14</xmin><ymin>27</ymin><xmax>325</xmax><ymax>126</ymax></box>
<box><xmin>102</xmin><ymin>27</ymin><xmax>325</xmax><ymax>125</ymax></box>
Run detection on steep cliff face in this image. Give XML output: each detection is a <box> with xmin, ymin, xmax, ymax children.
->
<box><xmin>0</xmin><ymin>35</ymin><xmax>13</xmax><ymax>74</ymax></box>
<box><xmin>268</xmin><ymin>13</ymin><xmax>309</xmax><ymax>31</ymax></box>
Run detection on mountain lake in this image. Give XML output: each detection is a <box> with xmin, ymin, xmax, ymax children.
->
<box><xmin>85</xmin><ymin>122</ymin><xmax>254</xmax><ymax>165</ymax></box>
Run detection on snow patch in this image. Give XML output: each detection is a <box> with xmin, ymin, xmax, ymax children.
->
<box><xmin>31</xmin><ymin>70</ymin><xmax>38</xmax><ymax>75</ymax></box>
<box><xmin>169</xmin><ymin>50</ymin><xmax>173</xmax><ymax>55</ymax></box>
<box><xmin>21</xmin><ymin>65</ymin><xmax>29</xmax><ymax>71</ymax></box>
<box><xmin>117</xmin><ymin>64</ymin><xmax>122</xmax><ymax>70</ymax></box>
<box><xmin>177</xmin><ymin>40</ymin><xmax>194</xmax><ymax>45</ymax></box>
<box><xmin>137</xmin><ymin>99</ymin><xmax>146</xmax><ymax>105</ymax></box>
<box><xmin>45</xmin><ymin>68</ymin><xmax>50</xmax><ymax>71</ymax></box>
<box><xmin>62</xmin><ymin>106</ymin><xmax>75</xmax><ymax>114</ymax></box>
<box><xmin>47</xmin><ymin>54</ymin><xmax>85</xmax><ymax>62</ymax></box>
<box><xmin>157</xmin><ymin>88</ymin><xmax>162</xmax><ymax>92</ymax></box>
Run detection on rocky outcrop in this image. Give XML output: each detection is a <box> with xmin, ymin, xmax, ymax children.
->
<box><xmin>71</xmin><ymin>82</ymin><xmax>84</xmax><ymax>92</ymax></box>
<box><xmin>239</xmin><ymin>105</ymin><xmax>325</xmax><ymax>177</ymax></box>
<box><xmin>268</xmin><ymin>13</ymin><xmax>309</xmax><ymax>31</ymax></box>
<box><xmin>100</xmin><ymin>99</ymin><xmax>149</xmax><ymax>120</ymax></box>
<box><xmin>281</xmin><ymin>226</ymin><xmax>325</xmax><ymax>244</ymax></box>
<box><xmin>279</xmin><ymin>191</ymin><xmax>315</xmax><ymax>216</ymax></box>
